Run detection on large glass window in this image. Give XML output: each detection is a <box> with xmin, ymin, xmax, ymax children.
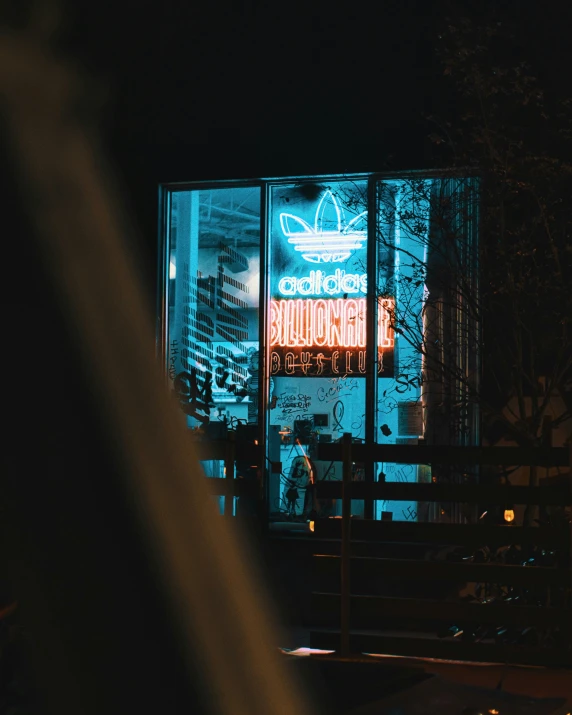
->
<box><xmin>159</xmin><ymin>173</ymin><xmax>479</xmax><ymax>525</ymax></box>
<box><xmin>166</xmin><ymin>186</ymin><xmax>261</xmax><ymax>427</ymax></box>
<box><xmin>164</xmin><ymin>186</ymin><xmax>261</xmax><ymax>513</ymax></box>
<box><xmin>372</xmin><ymin>177</ymin><xmax>480</xmax><ymax>523</ymax></box>
<box><xmin>268</xmin><ymin>180</ymin><xmax>372</xmax><ymax>520</ymax></box>
<box><xmin>373</xmin><ymin>179</ymin><xmax>429</xmax><ymax>522</ymax></box>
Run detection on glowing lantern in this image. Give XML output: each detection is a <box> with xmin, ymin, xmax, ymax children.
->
<box><xmin>504</xmin><ymin>509</ymin><xmax>515</xmax><ymax>523</ymax></box>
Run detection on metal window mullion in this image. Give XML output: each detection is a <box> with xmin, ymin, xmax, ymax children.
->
<box><xmin>260</xmin><ymin>182</ymin><xmax>270</xmax><ymax>523</ymax></box>
<box><xmin>364</xmin><ymin>177</ymin><xmax>378</xmax><ymax>520</ymax></box>
<box><xmin>157</xmin><ymin>186</ymin><xmax>171</xmax><ymax>376</ymax></box>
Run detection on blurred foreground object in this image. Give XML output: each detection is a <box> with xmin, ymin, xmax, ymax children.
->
<box><xmin>0</xmin><ymin>4</ymin><xmax>311</xmax><ymax>715</ymax></box>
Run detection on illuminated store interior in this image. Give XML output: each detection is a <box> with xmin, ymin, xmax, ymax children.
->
<box><xmin>158</xmin><ymin>174</ymin><xmax>479</xmax><ymax>524</ymax></box>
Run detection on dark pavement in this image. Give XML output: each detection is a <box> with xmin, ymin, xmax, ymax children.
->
<box><xmin>281</xmin><ymin>652</ymin><xmax>571</xmax><ymax>715</ymax></box>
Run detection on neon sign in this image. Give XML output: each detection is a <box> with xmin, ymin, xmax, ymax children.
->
<box><xmin>278</xmin><ymin>269</ymin><xmax>367</xmax><ymax>296</ymax></box>
<box><xmin>270</xmin><ymin>298</ymin><xmax>395</xmax><ymax>377</ymax></box>
<box><xmin>271</xmin><ymin>298</ymin><xmax>366</xmax><ymax>347</ymax></box>
<box><xmin>271</xmin><ymin>350</ymin><xmax>369</xmax><ymax>376</ymax></box>
<box><xmin>280</xmin><ymin>190</ymin><xmax>367</xmax><ymax>263</ymax></box>
<box><xmin>270</xmin><ymin>185</ymin><xmax>394</xmax><ymax>378</ymax></box>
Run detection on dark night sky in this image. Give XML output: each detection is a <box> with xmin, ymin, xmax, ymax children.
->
<box><xmin>65</xmin><ymin>0</ymin><xmax>436</xmax><ymax>142</ymax></box>
<box><xmin>63</xmin><ymin>0</ymin><xmax>443</xmax><ymax>161</ymax></box>
<box><xmin>56</xmin><ymin>0</ymin><xmax>572</xmax><ymax>237</ymax></box>
<box><xmin>61</xmin><ymin>1</ymin><xmax>572</xmax><ymax>140</ymax></box>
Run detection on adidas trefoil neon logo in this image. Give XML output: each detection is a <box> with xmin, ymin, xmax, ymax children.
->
<box><xmin>280</xmin><ymin>190</ymin><xmax>367</xmax><ymax>263</ymax></box>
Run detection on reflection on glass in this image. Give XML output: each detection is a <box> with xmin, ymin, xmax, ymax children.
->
<box><xmin>374</xmin><ymin>180</ymin><xmax>429</xmax><ymax>521</ymax></box>
<box><xmin>269</xmin><ymin>181</ymin><xmax>373</xmax><ymax>380</ymax></box>
<box><xmin>159</xmin><ymin>174</ymin><xmax>479</xmax><ymax>525</ymax></box>
<box><xmin>267</xmin><ymin>181</ymin><xmax>370</xmax><ymax>521</ymax></box>
<box><xmin>268</xmin><ymin>375</ymin><xmax>367</xmax><ymax>520</ymax></box>
<box><xmin>166</xmin><ymin>187</ymin><xmax>261</xmax><ymax>433</ymax></box>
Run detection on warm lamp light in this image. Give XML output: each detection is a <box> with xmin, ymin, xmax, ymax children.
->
<box><xmin>309</xmin><ymin>520</ymin><xmax>315</xmax><ymax>532</ymax></box>
<box><xmin>504</xmin><ymin>509</ymin><xmax>515</xmax><ymax>523</ymax></box>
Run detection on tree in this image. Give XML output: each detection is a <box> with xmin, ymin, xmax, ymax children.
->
<box><xmin>374</xmin><ymin>174</ymin><xmax>481</xmax><ymax>453</ymax></box>
<box><xmin>363</xmin><ymin>13</ymin><xmax>572</xmax><ymax>441</ymax></box>
<box><xmin>430</xmin><ymin>14</ymin><xmax>572</xmax><ymax>446</ymax></box>
<box><xmin>352</xmin><ymin>12</ymin><xmax>572</xmax><ymax>523</ymax></box>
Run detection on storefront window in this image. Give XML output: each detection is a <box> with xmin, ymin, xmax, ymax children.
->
<box><xmin>373</xmin><ymin>179</ymin><xmax>429</xmax><ymax>522</ymax></box>
<box><xmin>268</xmin><ymin>181</ymin><xmax>370</xmax><ymax>519</ymax></box>
<box><xmin>159</xmin><ymin>173</ymin><xmax>479</xmax><ymax>525</ymax></box>
<box><xmin>163</xmin><ymin>186</ymin><xmax>261</xmax><ymax>513</ymax></box>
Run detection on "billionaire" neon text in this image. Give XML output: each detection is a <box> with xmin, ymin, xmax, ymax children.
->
<box><xmin>270</xmin><ymin>298</ymin><xmax>395</xmax><ymax>349</ymax></box>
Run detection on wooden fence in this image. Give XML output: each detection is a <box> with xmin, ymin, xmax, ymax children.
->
<box><xmin>192</xmin><ymin>434</ymin><xmax>262</xmax><ymax>515</ymax></box>
<box><xmin>311</xmin><ymin>435</ymin><xmax>572</xmax><ymax>666</ymax></box>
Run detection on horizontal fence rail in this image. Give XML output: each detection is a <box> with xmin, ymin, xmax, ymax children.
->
<box><xmin>316</xmin><ymin>443</ymin><xmax>571</xmax><ymax>467</ymax></box>
<box><xmin>190</xmin><ymin>438</ymin><xmax>251</xmax><ymax>514</ymax></box>
<box><xmin>192</xmin><ymin>438</ymin><xmax>234</xmax><ymax>461</ymax></box>
<box><xmin>203</xmin><ymin>479</ymin><xmax>258</xmax><ymax>498</ymax></box>
<box><xmin>311</xmin><ymin>592</ymin><xmax>572</xmax><ymax>629</ymax></box>
<box><xmin>313</xmin><ymin>519</ymin><xmax>567</xmax><ymax>548</ymax></box>
<box><xmin>315</xmin><ymin>480</ymin><xmax>572</xmax><ymax>505</ymax></box>
<box><xmin>313</xmin><ymin>555</ymin><xmax>571</xmax><ymax>588</ymax></box>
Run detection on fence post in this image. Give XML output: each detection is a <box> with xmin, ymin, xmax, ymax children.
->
<box><xmin>224</xmin><ymin>432</ymin><xmax>235</xmax><ymax>516</ymax></box>
<box><xmin>569</xmin><ymin>443</ymin><xmax>572</xmax><ymax>623</ymax></box>
<box><xmin>341</xmin><ymin>432</ymin><xmax>352</xmax><ymax>657</ymax></box>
